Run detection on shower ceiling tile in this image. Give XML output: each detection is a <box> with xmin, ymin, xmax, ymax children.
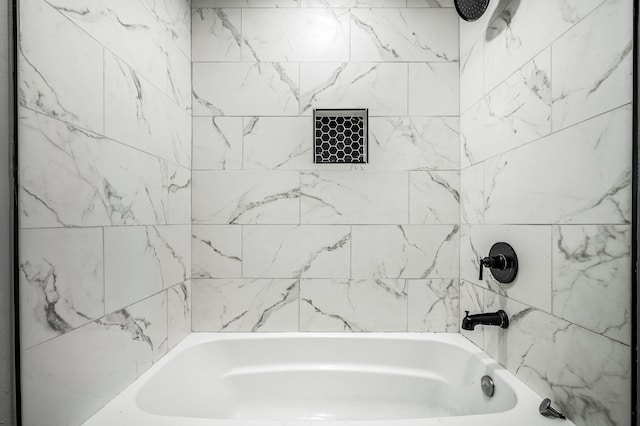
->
<box><xmin>551</xmin><ymin>0</ymin><xmax>633</xmax><ymax>132</ymax></box>
<box><xmin>192</xmin><ymin>225</ymin><xmax>242</xmax><ymax>279</ymax></box>
<box><xmin>409</xmin><ymin>171</ymin><xmax>460</xmax><ymax>225</ymax></box>
<box><xmin>301</xmin><ymin>171</ymin><xmax>409</xmax><ymax>224</ymax></box>
<box><xmin>483</xmin><ymin>105</ymin><xmax>631</xmax><ymax>225</ymax></box>
<box><xmin>552</xmin><ymin>225</ymin><xmax>631</xmax><ymax>345</ymax></box>
<box><xmin>300</xmin><ymin>63</ymin><xmax>407</xmax><ymax>116</ymax></box>
<box><xmin>367</xmin><ymin>117</ymin><xmax>459</xmax><ymax>171</ymax></box>
<box><xmin>408</xmin><ymin>63</ymin><xmax>459</xmax><ymax>116</ymax></box>
<box><xmin>351</xmin><ymin>225</ymin><xmax>459</xmax><ymax>279</ymax></box>
<box><xmin>19</xmin><ymin>0</ymin><xmax>103</xmax><ymax>133</ymax></box>
<box><xmin>193</xmin><ymin>62</ymin><xmax>299</xmax><ymax>116</ymax></box>
<box><xmin>192</xmin><ymin>171</ymin><xmax>300</xmax><ymax>224</ymax></box>
<box><xmin>242</xmin><ymin>9</ymin><xmax>349</xmax><ymax>62</ymax></box>
<box><xmin>483</xmin><ymin>0</ymin><xmax>606</xmax><ymax>93</ymax></box>
<box><xmin>407</xmin><ymin>279</ymin><xmax>459</xmax><ymax>333</ymax></box>
<box><xmin>193</xmin><ymin>117</ymin><xmax>243</xmax><ymax>170</ymax></box>
<box><xmin>20</xmin><ymin>228</ymin><xmax>104</xmax><ymax>350</ymax></box>
<box><xmin>191</xmin><ymin>8</ymin><xmax>242</xmax><ymax>62</ymax></box>
<box><xmin>192</xmin><ymin>279</ymin><xmax>298</xmax><ymax>332</ymax></box>
<box><xmin>243</xmin><ymin>117</ymin><xmax>312</xmax><ymax>170</ymax></box>
<box><xmin>243</xmin><ymin>225</ymin><xmax>351</xmax><ymax>279</ymax></box>
<box><xmin>300</xmin><ymin>279</ymin><xmax>407</xmax><ymax>332</ymax></box>
<box><xmin>105</xmin><ymin>53</ymin><xmax>191</xmax><ymax>168</ymax></box>
<box><xmin>350</xmin><ymin>8</ymin><xmax>458</xmax><ymax>62</ymax></box>
<box><xmin>460</xmin><ymin>49</ymin><xmax>551</xmax><ymax>168</ymax></box>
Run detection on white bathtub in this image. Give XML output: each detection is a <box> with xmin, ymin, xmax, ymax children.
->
<box><xmin>83</xmin><ymin>333</ymin><xmax>574</xmax><ymax>426</ymax></box>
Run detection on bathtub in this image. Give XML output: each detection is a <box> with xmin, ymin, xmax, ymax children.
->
<box><xmin>83</xmin><ymin>333</ymin><xmax>574</xmax><ymax>426</ymax></box>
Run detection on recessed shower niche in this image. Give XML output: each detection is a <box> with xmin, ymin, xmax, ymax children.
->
<box><xmin>313</xmin><ymin>109</ymin><xmax>368</xmax><ymax>164</ymax></box>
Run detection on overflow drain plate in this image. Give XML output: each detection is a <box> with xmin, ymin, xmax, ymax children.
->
<box><xmin>481</xmin><ymin>375</ymin><xmax>495</xmax><ymax>397</ymax></box>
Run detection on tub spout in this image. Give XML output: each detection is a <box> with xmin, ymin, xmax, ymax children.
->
<box><xmin>461</xmin><ymin>310</ymin><xmax>509</xmax><ymax>331</ymax></box>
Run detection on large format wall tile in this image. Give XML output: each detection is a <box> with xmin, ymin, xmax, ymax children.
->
<box><xmin>408</xmin><ymin>279</ymin><xmax>459</xmax><ymax>332</ymax></box>
<box><xmin>409</xmin><ymin>171</ymin><xmax>459</xmax><ymax>225</ymax></box>
<box><xmin>484</xmin><ymin>105</ymin><xmax>631</xmax><ymax>225</ymax></box>
<box><xmin>243</xmin><ymin>225</ymin><xmax>351</xmax><ymax>278</ymax></box>
<box><xmin>142</xmin><ymin>0</ymin><xmax>191</xmax><ymax>58</ymax></box>
<box><xmin>243</xmin><ymin>117</ymin><xmax>312</xmax><ymax>170</ymax></box>
<box><xmin>242</xmin><ymin>9</ymin><xmax>349</xmax><ymax>62</ymax></box>
<box><xmin>301</xmin><ymin>0</ymin><xmax>405</xmax><ymax>6</ymax></box>
<box><xmin>301</xmin><ymin>171</ymin><xmax>408</xmax><ymax>224</ymax></box>
<box><xmin>192</xmin><ymin>279</ymin><xmax>299</xmax><ymax>331</ymax></box>
<box><xmin>19</xmin><ymin>0</ymin><xmax>103</xmax><ymax>134</ymax></box>
<box><xmin>22</xmin><ymin>292</ymin><xmax>168</xmax><ymax>426</ymax></box>
<box><xmin>193</xmin><ymin>62</ymin><xmax>299</xmax><ymax>116</ymax></box>
<box><xmin>551</xmin><ymin>0</ymin><xmax>632</xmax><ymax>131</ymax></box>
<box><xmin>460</xmin><ymin>164</ymin><xmax>484</xmax><ymax>225</ymax></box>
<box><xmin>168</xmin><ymin>280</ymin><xmax>191</xmax><ymax>349</ymax></box>
<box><xmin>352</xmin><ymin>225</ymin><xmax>459</xmax><ymax>279</ymax></box>
<box><xmin>368</xmin><ymin>117</ymin><xmax>459</xmax><ymax>170</ymax></box>
<box><xmin>300</xmin><ymin>279</ymin><xmax>407</xmax><ymax>331</ymax></box>
<box><xmin>408</xmin><ymin>63</ymin><xmax>459</xmax><ymax>116</ymax></box>
<box><xmin>192</xmin><ymin>171</ymin><xmax>300</xmax><ymax>224</ymax></box>
<box><xmin>166</xmin><ymin>40</ymin><xmax>192</xmax><ymax>113</ymax></box>
<box><xmin>19</xmin><ymin>109</ymin><xmax>191</xmax><ymax>228</ymax></box>
<box><xmin>192</xmin><ymin>225</ymin><xmax>242</xmax><ymax>279</ymax></box>
<box><xmin>105</xmin><ymin>52</ymin><xmax>191</xmax><ymax>168</ymax></box>
<box><xmin>552</xmin><ymin>225</ymin><xmax>631</xmax><ymax>345</ymax></box>
<box><xmin>350</xmin><ymin>8</ymin><xmax>458</xmax><ymax>62</ymax></box>
<box><xmin>104</xmin><ymin>225</ymin><xmax>190</xmax><ymax>312</ymax></box>
<box><xmin>459</xmin><ymin>280</ymin><xmax>483</xmax><ymax>349</ymax></box>
<box><xmin>194</xmin><ymin>0</ymin><xmax>298</xmax><ymax>7</ymax></box>
<box><xmin>192</xmin><ymin>8</ymin><xmax>242</xmax><ymax>62</ymax></box>
<box><xmin>20</xmin><ymin>228</ymin><xmax>104</xmax><ymax>350</ymax></box>
<box><xmin>300</xmin><ymin>63</ymin><xmax>408</xmax><ymax>116</ymax></box>
<box><xmin>484</xmin><ymin>294</ymin><xmax>630</xmax><ymax>426</ymax></box>
<box><xmin>461</xmin><ymin>49</ymin><xmax>552</xmax><ymax>167</ymax></box>
<box><xmin>460</xmin><ymin>37</ymin><xmax>483</xmax><ymax>113</ymax></box>
<box><xmin>193</xmin><ymin>117</ymin><xmax>243</xmax><ymax>170</ymax></box>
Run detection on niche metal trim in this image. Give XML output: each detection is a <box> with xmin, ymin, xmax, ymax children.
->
<box><xmin>313</xmin><ymin>108</ymin><xmax>368</xmax><ymax>164</ymax></box>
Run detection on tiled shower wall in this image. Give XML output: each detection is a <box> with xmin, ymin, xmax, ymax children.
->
<box><xmin>17</xmin><ymin>1</ymin><xmax>191</xmax><ymax>425</ymax></box>
<box><xmin>190</xmin><ymin>0</ymin><xmax>461</xmax><ymax>332</ymax></box>
<box><xmin>458</xmin><ymin>1</ymin><xmax>632</xmax><ymax>425</ymax></box>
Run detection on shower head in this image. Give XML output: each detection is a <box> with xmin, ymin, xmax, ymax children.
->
<box><xmin>454</xmin><ymin>0</ymin><xmax>490</xmax><ymax>22</ymax></box>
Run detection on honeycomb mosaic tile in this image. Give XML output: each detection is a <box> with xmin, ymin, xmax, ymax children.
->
<box><xmin>313</xmin><ymin>109</ymin><xmax>368</xmax><ymax>163</ymax></box>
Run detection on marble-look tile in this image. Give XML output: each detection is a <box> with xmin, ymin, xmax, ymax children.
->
<box><xmin>300</xmin><ymin>63</ymin><xmax>407</xmax><ymax>116</ymax></box>
<box><xmin>460</xmin><ymin>37</ymin><xmax>483</xmax><ymax>113</ymax></box>
<box><xmin>193</xmin><ymin>0</ymin><xmax>298</xmax><ymax>6</ymax></box>
<box><xmin>367</xmin><ymin>117</ymin><xmax>459</xmax><ymax>170</ymax></box>
<box><xmin>168</xmin><ymin>280</ymin><xmax>191</xmax><ymax>348</ymax></box>
<box><xmin>409</xmin><ymin>171</ymin><xmax>459</xmax><ymax>225</ymax></box>
<box><xmin>551</xmin><ymin>0</ymin><xmax>632</xmax><ymax>131</ymax></box>
<box><xmin>352</xmin><ymin>225</ymin><xmax>459</xmax><ymax>279</ymax></box>
<box><xmin>459</xmin><ymin>280</ymin><xmax>483</xmax><ymax>348</ymax></box>
<box><xmin>243</xmin><ymin>117</ymin><xmax>312</xmax><ymax>170</ymax></box>
<box><xmin>142</xmin><ymin>0</ymin><xmax>191</xmax><ymax>57</ymax></box>
<box><xmin>105</xmin><ymin>52</ymin><xmax>191</xmax><ymax>168</ymax></box>
<box><xmin>166</xmin><ymin>39</ymin><xmax>192</xmax><ymax>112</ymax></box>
<box><xmin>192</xmin><ymin>225</ymin><xmax>242</xmax><ymax>279</ymax></box>
<box><xmin>459</xmin><ymin>225</ymin><xmax>482</xmax><ymax>287</ymax></box>
<box><xmin>300</xmin><ymin>279</ymin><xmax>407</xmax><ymax>331</ymax></box>
<box><xmin>104</xmin><ymin>225</ymin><xmax>190</xmax><ymax>312</ymax></box>
<box><xmin>193</xmin><ymin>117</ymin><xmax>243</xmax><ymax>170</ymax></box>
<box><xmin>20</xmin><ymin>228</ymin><xmax>103</xmax><ymax>350</ymax></box>
<box><xmin>553</xmin><ymin>225</ymin><xmax>631</xmax><ymax>345</ymax></box>
<box><xmin>479</xmin><ymin>225</ymin><xmax>553</xmax><ymax>313</ymax></box>
<box><xmin>193</xmin><ymin>62</ymin><xmax>299</xmax><ymax>116</ymax></box>
<box><xmin>191</xmin><ymin>8</ymin><xmax>242</xmax><ymax>62</ymax></box>
<box><xmin>301</xmin><ymin>171</ymin><xmax>408</xmax><ymax>224</ymax></box>
<box><xmin>408</xmin><ymin>279</ymin><xmax>458</xmax><ymax>332</ymax></box>
<box><xmin>192</xmin><ymin>279</ymin><xmax>299</xmax><ymax>331</ymax></box>
<box><xmin>21</xmin><ymin>292</ymin><xmax>168</xmax><ymax>426</ymax></box>
<box><xmin>48</xmin><ymin>0</ymin><xmax>169</xmax><ymax>92</ymax></box>
<box><xmin>242</xmin><ymin>9</ymin><xmax>349</xmax><ymax>62</ymax></box>
<box><xmin>351</xmin><ymin>8</ymin><xmax>458</xmax><ymax>62</ymax></box>
<box><xmin>301</xmin><ymin>0</ymin><xmax>405</xmax><ymax>6</ymax></box>
<box><xmin>483</xmin><ymin>105</ymin><xmax>631</xmax><ymax>225</ymax></box>
<box><xmin>460</xmin><ymin>163</ymin><xmax>483</xmax><ymax>225</ymax></box>
<box><xmin>408</xmin><ymin>63</ymin><xmax>459</xmax><ymax>116</ymax></box>
<box><xmin>243</xmin><ymin>225</ymin><xmax>351</xmax><ymax>278</ymax></box>
<box><xmin>483</xmin><ymin>0</ymin><xmax>606</xmax><ymax>92</ymax></box>
<box><xmin>19</xmin><ymin>109</ymin><xmax>191</xmax><ymax>228</ymax></box>
<box><xmin>484</xmin><ymin>294</ymin><xmax>631</xmax><ymax>426</ymax></box>
<box><xmin>407</xmin><ymin>0</ymin><xmax>455</xmax><ymax>6</ymax></box>
<box><xmin>461</xmin><ymin>49</ymin><xmax>551</xmax><ymax>167</ymax></box>
<box><xmin>192</xmin><ymin>171</ymin><xmax>300</xmax><ymax>224</ymax></box>
<box><xmin>18</xmin><ymin>0</ymin><xmax>103</xmax><ymax>133</ymax></box>
<box><xmin>458</xmin><ymin>0</ymin><xmax>500</xmax><ymax>58</ymax></box>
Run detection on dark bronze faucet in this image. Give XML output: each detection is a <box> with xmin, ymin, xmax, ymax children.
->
<box><xmin>461</xmin><ymin>310</ymin><xmax>509</xmax><ymax>330</ymax></box>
